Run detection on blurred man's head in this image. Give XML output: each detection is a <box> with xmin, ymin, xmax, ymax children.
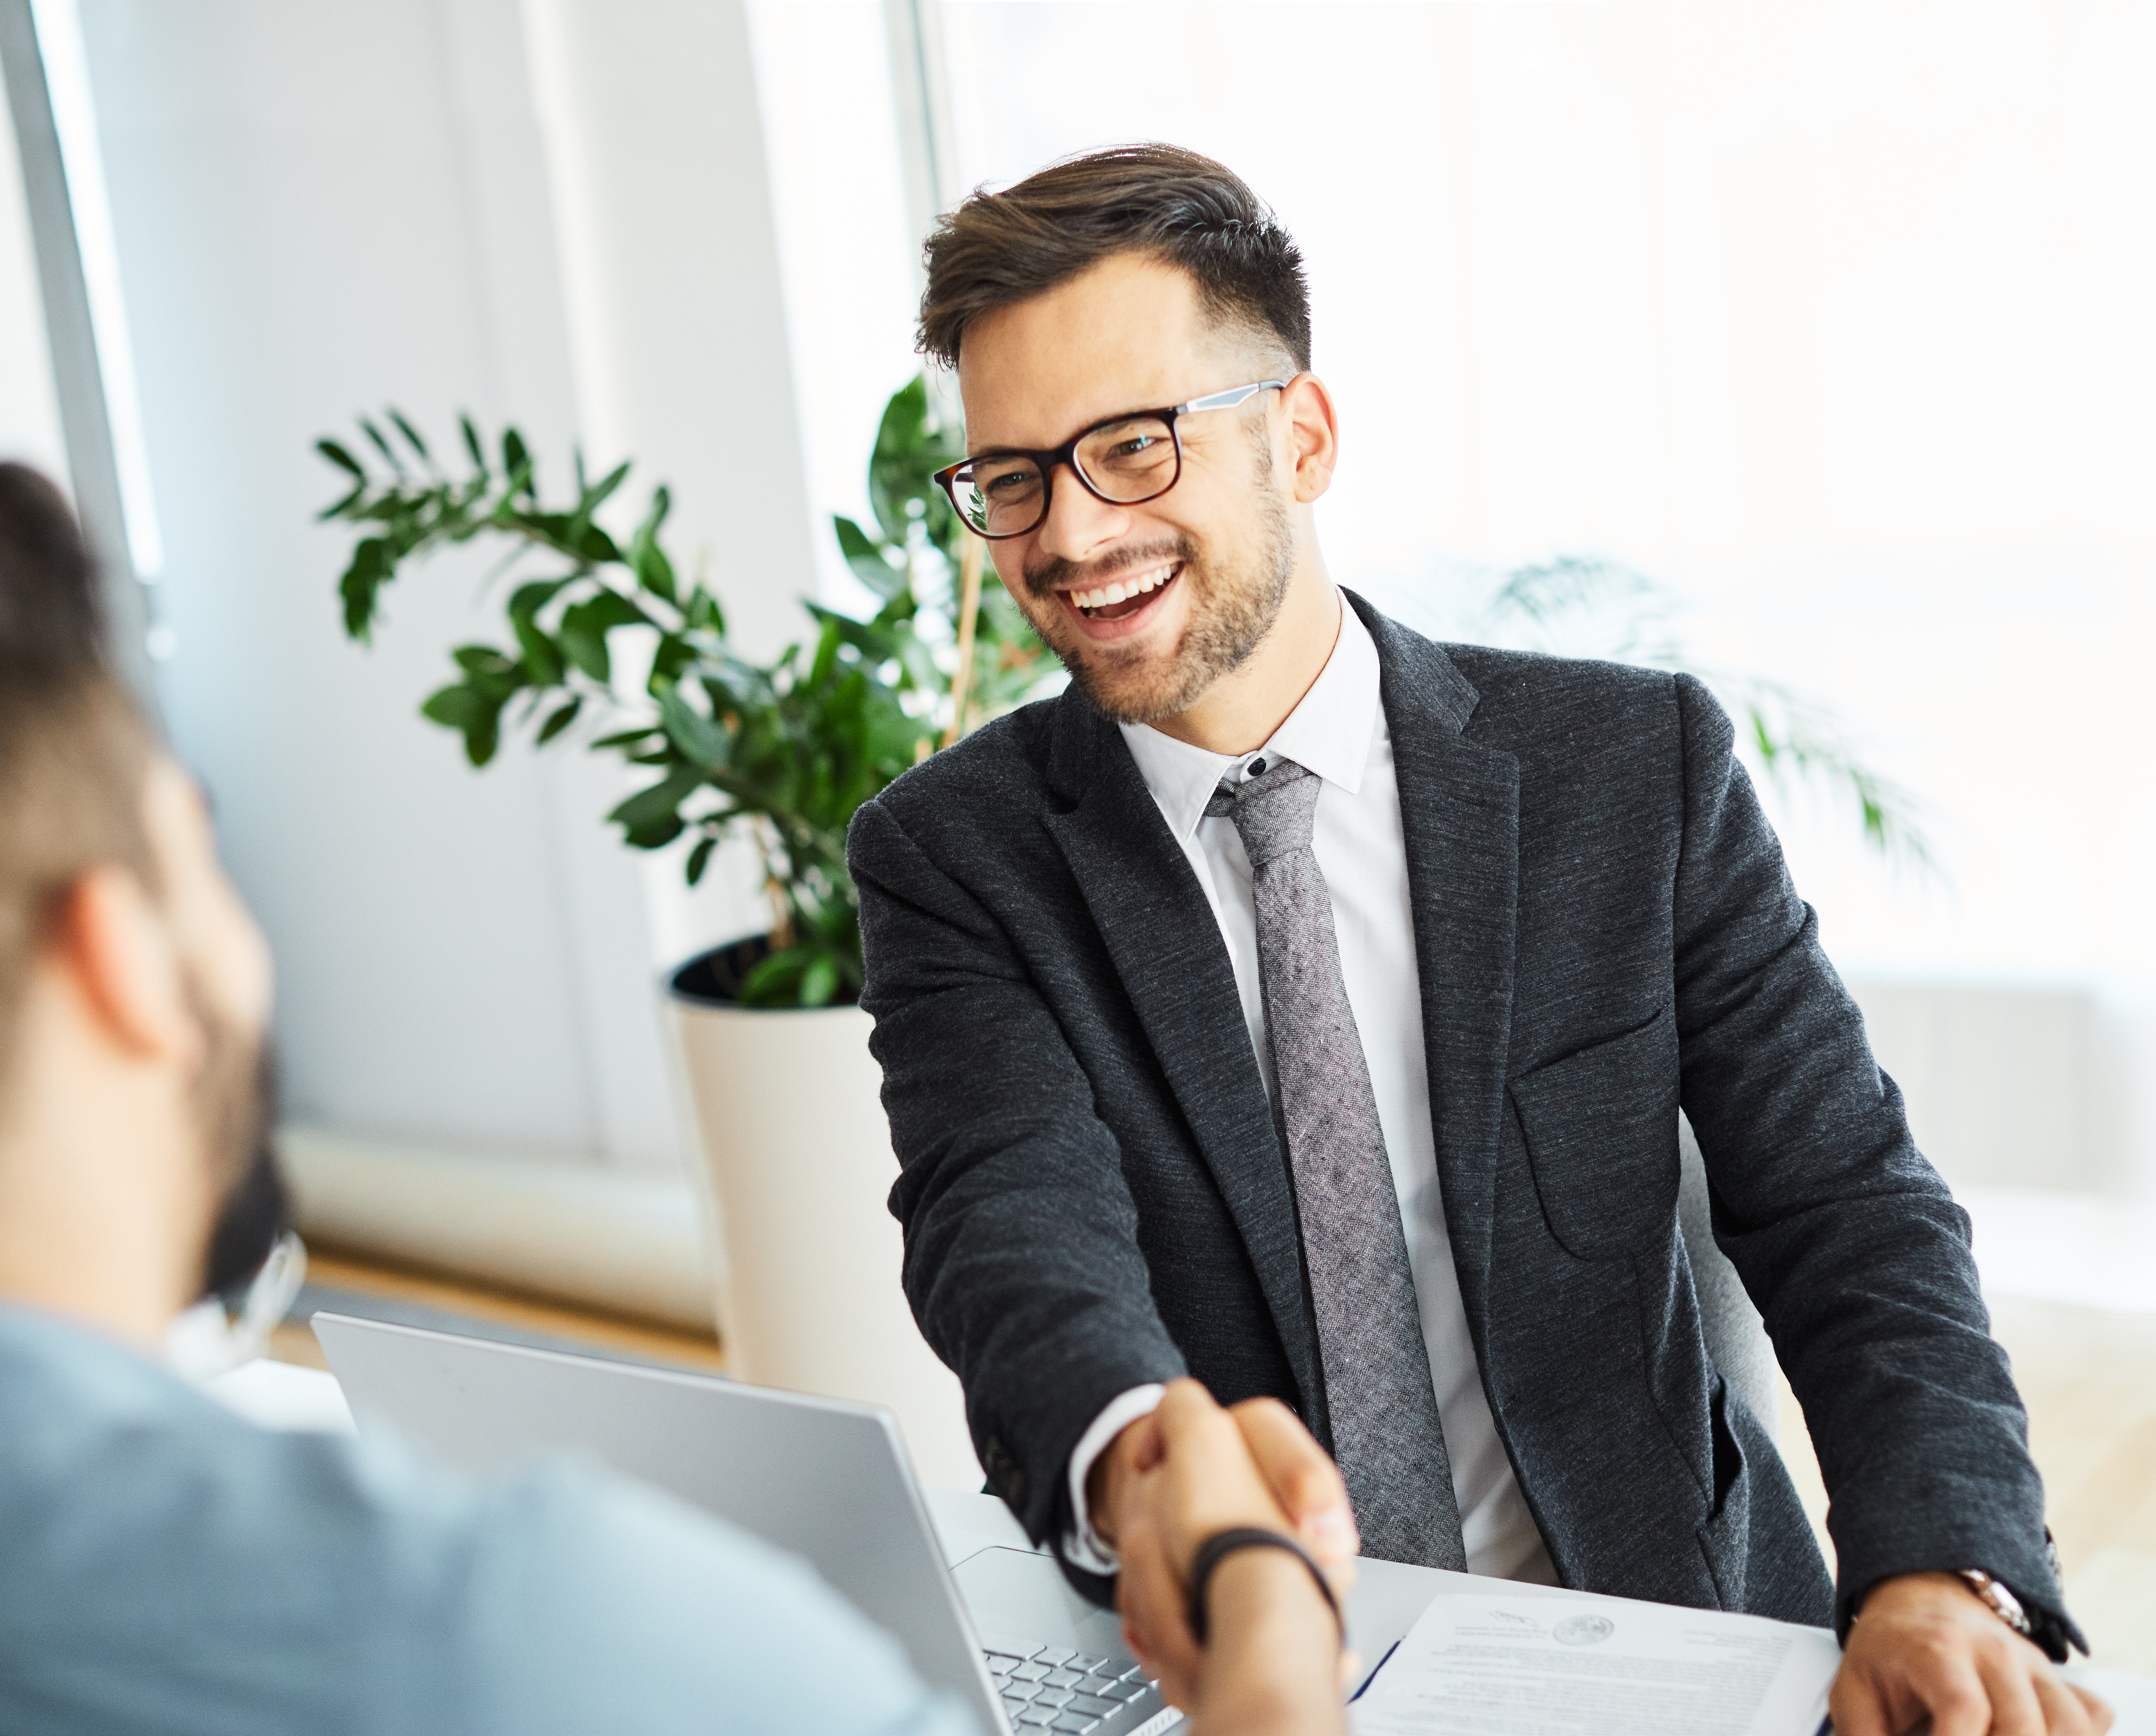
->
<box><xmin>0</xmin><ymin>464</ymin><xmax>281</xmax><ymax>1341</ymax></box>
<box><xmin>921</xmin><ymin>145</ymin><xmax>1340</xmax><ymax>739</ymax></box>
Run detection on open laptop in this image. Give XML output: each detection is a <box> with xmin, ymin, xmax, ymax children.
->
<box><xmin>313</xmin><ymin>1313</ymin><xmax>1178</xmax><ymax>1736</ymax></box>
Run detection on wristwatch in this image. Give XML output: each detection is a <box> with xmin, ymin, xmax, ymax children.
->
<box><xmin>1958</xmin><ymin>1569</ymin><xmax>2034</xmax><ymax>1639</ymax></box>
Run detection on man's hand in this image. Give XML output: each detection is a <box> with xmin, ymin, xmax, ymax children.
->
<box><xmin>1091</xmin><ymin>1379</ymin><xmax>1357</xmax><ymax>1715</ymax></box>
<box><xmin>1833</xmin><ymin>1573</ymin><xmax>2112</xmax><ymax>1736</ymax></box>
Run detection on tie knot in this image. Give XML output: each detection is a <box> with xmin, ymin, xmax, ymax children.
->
<box><xmin>1206</xmin><ymin>758</ymin><xmax>1320</xmax><ymax>866</ymax></box>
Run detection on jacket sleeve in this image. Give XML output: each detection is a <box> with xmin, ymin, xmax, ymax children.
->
<box><xmin>847</xmin><ymin>794</ymin><xmax>1187</xmax><ymax>1582</ymax></box>
<box><xmin>1667</xmin><ymin>673</ymin><xmax>2080</xmax><ymax>1657</ymax></box>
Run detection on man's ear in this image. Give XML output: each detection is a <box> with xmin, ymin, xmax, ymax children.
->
<box><xmin>1281</xmin><ymin>373</ymin><xmax>1339</xmax><ymax>505</ymax></box>
<box><xmin>47</xmin><ymin>867</ymin><xmax>197</xmax><ymax>1066</ymax></box>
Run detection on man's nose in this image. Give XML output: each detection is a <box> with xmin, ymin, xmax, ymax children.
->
<box><xmin>1033</xmin><ymin>461</ymin><xmax>1133</xmax><ymax>568</ymax></box>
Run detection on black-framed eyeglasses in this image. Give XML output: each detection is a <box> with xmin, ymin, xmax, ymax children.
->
<box><xmin>933</xmin><ymin>379</ymin><xmax>1288</xmax><ymax>541</ymax></box>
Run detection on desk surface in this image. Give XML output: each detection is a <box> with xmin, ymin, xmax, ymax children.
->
<box><xmin>922</xmin><ymin>1487</ymin><xmax>1572</xmax><ymax>1671</ymax></box>
<box><xmin>922</xmin><ymin>1487</ymin><xmax>2156</xmax><ymax>1730</ymax></box>
<box><xmin>224</xmin><ymin>1365</ymin><xmax>2156</xmax><ymax>1729</ymax></box>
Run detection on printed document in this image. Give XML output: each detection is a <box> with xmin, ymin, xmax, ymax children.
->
<box><xmin>1352</xmin><ymin>1592</ymin><xmax>1839</xmax><ymax>1736</ymax></box>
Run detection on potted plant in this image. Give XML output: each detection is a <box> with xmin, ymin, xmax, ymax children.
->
<box><xmin>317</xmin><ymin>378</ymin><xmax>1050</xmax><ymax>1485</ymax></box>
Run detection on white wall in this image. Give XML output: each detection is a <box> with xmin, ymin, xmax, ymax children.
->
<box><xmin>69</xmin><ymin>0</ymin><xmax>821</xmax><ymax>1169</ymax></box>
<box><xmin>745</xmin><ymin>0</ymin><xmax>932</xmax><ymax>616</ymax></box>
<box><xmin>521</xmin><ymin>0</ymin><xmax>825</xmax><ymax>667</ymax></box>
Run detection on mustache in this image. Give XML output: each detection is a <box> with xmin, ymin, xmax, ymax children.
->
<box><xmin>1020</xmin><ymin>533</ymin><xmax>1196</xmax><ymax>602</ymax></box>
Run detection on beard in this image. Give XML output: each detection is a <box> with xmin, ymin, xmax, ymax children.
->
<box><xmin>184</xmin><ymin>970</ymin><xmax>289</xmax><ymax>1301</ymax></box>
<box><xmin>1016</xmin><ymin>452</ymin><xmax>1297</xmax><ymax>727</ymax></box>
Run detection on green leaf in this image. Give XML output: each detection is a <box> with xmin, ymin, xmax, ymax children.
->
<box><xmin>502</xmin><ymin>427</ymin><xmax>532</xmax><ymax>496</ymax></box>
<box><xmin>316</xmin><ymin>438</ymin><xmax>366</xmax><ymax>480</ymax></box>
<box><xmin>557</xmin><ymin>589</ymin><xmax>649</xmax><ymax>683</ymax></box>
<box><xmin>420</xmin><ymin>682</ymin><xmax>502</xmax><ymax>765</ymax></box>
<box><xmin>607</xmin><ymin>764</ymin><xmax>703</xmax><ymax>850</ymax></box>
<box><xmin>684</xmin><ymin>589</ymin><xmax>724</xmax><ymax>634</ymax></box>
<box><xmin>536</xmin><ymin>696</ymin><xmax>582</xmax><ymax>744</ymax></box>
<box><xmin>338</xmin><ymin>537</ymin><xmax>391</xmax><ymax>642</ymax></box>
<box><xmin>460</xmin><ymin>414</ymin><xmax>487</xmax><ymax>472</ymax></box>
<box><xmin>315</xmin><ymin>483</ymin><xmax>365</xmax><ymax>522</ymax></box>
<box><xmin>590</xmin><ymin>726</ymin><xmax>660</xmax><ymax>750</ymax></box>
<box><xmin>649</xmin><ymin>631</ymin><xmax>697</xmax><ymax>685</ymax></box>
<box><xmin>659</xmin><ymin>684</ymin><xmax>733</xmax><ymax>768</ymax></box>
<box><xmin>422</xmin><ymin>682</ymin><xmax>487</xmax><ymax>730</ymax></box>
<box><xmin>558</xmin><ymin>615</ymin><xmax>608</xmax><ymax>682</ymax></box>
<box><xmin>630</xmin><ymin>486</ymin><xmax>678</xmax><ymax>603</ymax></box>
<box><xmin>738</xmin><ymin>948</ymin><xmax>807</xmax><ymax>1007</ymax></box>
<box><xmin>806</xmin><ymin>616</ymin><xmax>843</xmax><ymax>691</ymax></box>
<box><xmin>607</xmin><ymin>764</ymin><xmax>702</xmax><ymax>828</ymax></box>
<box><xmin>798</xmin><ymin>951</ymin><xmax>840</xmax><ymax>1008</ymax></box>
<box><xmin>451</xmin><ymin>643</ymin><xmax>514</xmax><ymax>676</ymax></box>
<box><xmin>508</xmin><ymin>575</ymin><xmax>575</xmax><ymax>621</ymax></box>
<box><xmin>580</xmin><ymin>458</ymin><xmax>631</xmax><ymax>515</ymax></box>
<box><xmin>387</xmin><ymin>407</ymin><xmax>431</xmax><ymax>462</ymax></box>
<box><xmin>450</xmin><ymin>643</ymin><xmax>521</xmax><ymax>700</ymax></box>
<box><xmin>833</xmin><ymin>514</ymin><xmax>907</xmax><ymax>600</ymax></box>
<box><xmin>511</xmin><ymin>614</ymin><xmax>564</xmax><ymax>686</ymax></box>
<box><xmin>868</xmin><ymin>375</ymin><xmax>935</xmax><ymax>544</ymax></box>
<box><xmin>361</xmin><ymin>417</ymin><xmax>403</xmax><ymax>472</ymax></box>
<box><xmin>685</xmin><ymin>835</ymin><xmax>716</xmax><ymax>886</ymax></box>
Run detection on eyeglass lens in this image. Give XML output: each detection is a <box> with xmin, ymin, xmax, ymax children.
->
<box><xmin>952</xmin><ymin>414</ymin><xmax>1179</xmax><ymax>537</ymax></box>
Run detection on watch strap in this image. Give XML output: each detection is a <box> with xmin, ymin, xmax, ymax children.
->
<box><xmin>1958</xmin><ymin>1569</ymin><xmax>2034</xmax><ymax>1639</ymax></box>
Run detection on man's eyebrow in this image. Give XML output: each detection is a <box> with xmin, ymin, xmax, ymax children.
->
<box><xmin>964</xmin><ymin>403</ymin><xmax>1160</xmax><ymax>461</ymax></box>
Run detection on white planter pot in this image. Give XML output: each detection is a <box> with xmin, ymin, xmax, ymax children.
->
<box><xmin>667</xmin><ymin>949</ymin><xmax>980</xmax><ymax>1490</ymax></box>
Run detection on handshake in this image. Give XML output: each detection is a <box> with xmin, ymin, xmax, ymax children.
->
<box><xmin>1103</xmin><ymin>1392</ymin><xmax>2118</xmax><ymax>1736</ymax></box>
<box><xmin>1085</xmin><ymin>1379</ymin><xmax>1361</xmax><ymax>1733</ymax></box>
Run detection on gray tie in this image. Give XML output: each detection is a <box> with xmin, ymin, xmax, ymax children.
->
<box><xmin>1209</xmin><ymin>759</ymin><xmax>1467</xmax><ymax>1570</ymax></box>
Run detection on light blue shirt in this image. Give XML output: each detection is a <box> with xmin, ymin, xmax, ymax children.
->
<box><xmin>0</xmin><ymin>1304</ymin><xmax>977</xmax><ymax>1736</ymax></box>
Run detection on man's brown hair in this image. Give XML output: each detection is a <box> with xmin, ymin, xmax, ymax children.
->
<box><xmin>919</xmin><ymin>144</ymin><xmax>1311</xmax><ymax>374</ymax></box>
<box><xmin>0</xmin><ymin>464</ymin><xmax>154</xmax><ymax>1080</ymax></box>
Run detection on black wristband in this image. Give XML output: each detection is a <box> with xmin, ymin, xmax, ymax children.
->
<box><xmin>1187</xmin><ymin>1526</ymin><xmax>1342</xmax><ymax>1647</ymax></box>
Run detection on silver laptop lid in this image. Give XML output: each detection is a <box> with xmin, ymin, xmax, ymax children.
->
<box><xmin>313</xmin><ymin>1311</ymin><xmax>1002</xmax><ymax>1722</ymax></box>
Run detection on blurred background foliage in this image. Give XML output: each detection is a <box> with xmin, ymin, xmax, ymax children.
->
<box><xmin>1448</xmin><ymin>556</ymin><xmax>1934</xmax><ymax>871</ymax></box>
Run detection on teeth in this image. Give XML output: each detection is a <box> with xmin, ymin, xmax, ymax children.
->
<box><xmin>1071</xmin><ymin>565</ymin><xmax>1173</xmax><ymax>612</ymax></box>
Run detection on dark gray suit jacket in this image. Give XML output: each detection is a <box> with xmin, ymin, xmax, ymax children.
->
<box><xmin>847</xmin><ymin>592</ymin><xmax>2075</xmax><ymax>1651</ymax></box>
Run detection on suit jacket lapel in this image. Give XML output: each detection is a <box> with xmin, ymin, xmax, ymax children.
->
<box><xmin>1040</xmin><ymin>693</ymin><xmax>1324</xmax><ymax>1414</ymax></box>
<box><xmin>1352</xmin><ymin>594</ymin><xmax>1521</xmax><ymax>1339</ymax></box>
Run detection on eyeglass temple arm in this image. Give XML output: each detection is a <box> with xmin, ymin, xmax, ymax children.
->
<box><xmin>1172</xmin><ymin>379</ymin><xmax>1289</xmax><ymax>415</ymax></box>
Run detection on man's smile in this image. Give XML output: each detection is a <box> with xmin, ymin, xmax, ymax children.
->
<box><xmin>1060</xmin><ymin>560</ymin><xmax>1183</xmax><ymax>629</ymax></box>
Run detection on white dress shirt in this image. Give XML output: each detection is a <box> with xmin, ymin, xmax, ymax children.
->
<box><xmin>1065</xmin><ymin>594</ymin><xmax>1557</xmax><ymax>1586</ymax></box>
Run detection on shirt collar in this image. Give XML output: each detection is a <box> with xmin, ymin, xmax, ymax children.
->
<box><xmin>1118</xmin><ymin>591</ymin><xmax>1382</xmax><ymax>847</ymax></box>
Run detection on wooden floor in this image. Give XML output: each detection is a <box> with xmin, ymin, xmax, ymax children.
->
<box><xmin>270</xmin><ymin>1245</ymin><xmax>726</xmax><ymax>1375</ymax></box>
<box><xmin>275</xmin><ymin>1250</ymin><xmax>2156</xmax><ymax>1677</ymax></box>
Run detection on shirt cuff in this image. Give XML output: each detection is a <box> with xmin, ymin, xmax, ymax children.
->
<box><xmin>1061</xmin><ymin>1384</ymin><xmax>1168</xmax><ymax>1575</ymax></box>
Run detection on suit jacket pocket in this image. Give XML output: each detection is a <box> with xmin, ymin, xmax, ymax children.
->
<box><xmin>1509</xmin><ymin>1002</ymin><xmax>1680</xmax><ymax>1260</ymax></box>
<box><xmin>1697</xmin><ymin>1371</ymin><xmax>1751</xmax><ymax>1610</ymax></box>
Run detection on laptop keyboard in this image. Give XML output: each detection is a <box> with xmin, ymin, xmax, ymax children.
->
<box><xmin>984</xmin><ymin>1643</ymin><xmax>1159</xmax><ymax>1732</ymax></box>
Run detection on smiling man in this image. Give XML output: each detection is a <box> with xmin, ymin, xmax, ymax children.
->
<box><xmin>847</xmin><ymin>145</ymin><xmax>2110</xmax><ymax>1733</ymax></box>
